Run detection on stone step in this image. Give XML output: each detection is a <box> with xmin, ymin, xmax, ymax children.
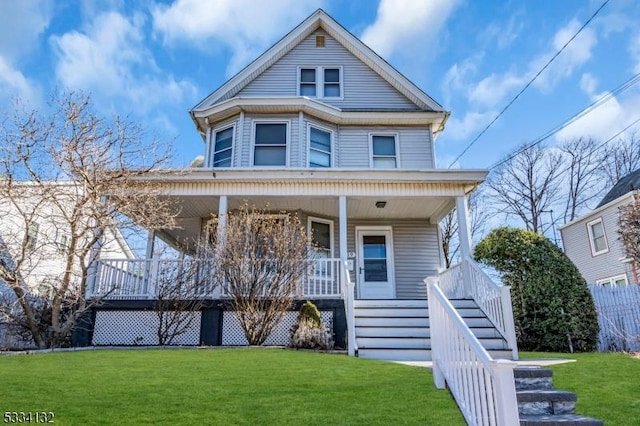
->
<box><xmin>519</xmin><ymin>414</ymin><xmax>604</xmax><ymax>426</ymax></box>
<box><xmin>517</xmin><ymin>390</ymin><xmax>577</xmax><ymax>416</ymax></box>
<box><xmin>514</xmin><ymin>366</ymin><xmax>554</xmax><ymax>390</ymax></box>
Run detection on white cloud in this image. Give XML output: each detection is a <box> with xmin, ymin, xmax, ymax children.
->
<box><xmin>0</xmin><ymin>0</ymin><xmax>52</xmax><ymax>62</ymax></box>
<box><xmin>441</xmin><ymin>56</ymin><xmax>481</xmax><ymax>106</ymax></box>
<box><xmin>361</xmin><ymin>0</ymin><xmax>460</xmax><ymax>59</ymax></box>
<box><xmin>0</xmin><ymin>56</ymin><xmax>39</xmax><ymax>103</ymax></box>
<box><xmin>630</xmin><ymin>32</ymin><xmax>640</xmax><ymax>74</ymax></box>
<box><xmin>479</xmin><ymin>13</ymin><xmax>524</xmax><ymax>50</ymax></box>
<box><xmin>151</xmin><ymin>0</ymin><xmax>323</xmax><ymax>77</ymax></box>
<box><xmin>580</xmin><ymin>73</ymin><xmax>598</xmax><ymax>96</ymax></box>
<box><xmin>469</xmin><ymin>72</ymin><xmax>526</xmax><ymax>108</ymax></box>
<box><xmin>50</xmin><ymin>11</ymin><xmax>197</xmax><ymax>112</ymax></box>
<box><xmin>445</xmin><ymin>110</ymin><xmax>496</xmax><ymax>142</ymax></box>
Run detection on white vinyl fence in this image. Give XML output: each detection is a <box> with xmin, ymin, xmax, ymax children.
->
<box><xmin>589</xmin><ymin>284</ymin><xmax>640</xmax><ymax>352</ymax></box>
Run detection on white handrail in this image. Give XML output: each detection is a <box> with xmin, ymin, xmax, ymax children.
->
<box><xmin>341</xmin><ymin>260</ymin><xmax>356</xmax><ymax>356</ymax></box>
<box><xmin>426</xmin><ymin>277</ymin><xmax>519</xmax><ymax>426</ymax></box>
<box><xmin>463</xmin><ymin>257</ymin><xmax>519</xmax><ymax>360</ymax></box>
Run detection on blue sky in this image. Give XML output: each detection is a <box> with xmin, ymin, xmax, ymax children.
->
<box><xmin>1</xmin><ymin>0</ymin><xmax>640</xmax><ymax>169</ymax></box>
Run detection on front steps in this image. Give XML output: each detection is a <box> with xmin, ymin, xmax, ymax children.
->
<box><xmin>515</xmin><ymin>366</ymin><xmax>603</xmax><ymax>425</ymax></box>
<box><xmin>354</xmin><ymin>299</ymin><xmax>513</xmax><ymax>361</ymax></box>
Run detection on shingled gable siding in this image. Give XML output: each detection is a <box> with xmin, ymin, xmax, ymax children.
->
<box><xmin>237</xmin><ymin>29</ymin><xmax>419</xmax><ymax>110</ymax></box>
<box><xmin>561</xmin><ymin>196</ymin><xmax>632</xmax><ymax>285</ymax></box>
<box><xmin>346</xmin><ymin>219</ymin><xmax>439</xmax><ymax>299</ymax></box>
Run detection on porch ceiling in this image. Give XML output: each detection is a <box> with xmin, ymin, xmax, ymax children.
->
<box><xmin>159</xmin><ymin>195</ymin><xmax>454</xmax><ymax>249</ymax></box>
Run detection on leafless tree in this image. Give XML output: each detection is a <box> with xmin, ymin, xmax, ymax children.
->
<box><xmin>153</xmin><ymin>257</ymin><xmax>207</xmax><ymax>345</ymax></box>
<box><xmin>0</xmin><ymin>91</ymin><xmax>178</xmax><ymax>348</ymax></box>
<box><xmin>487</xmin><ymin>144</ymin><xmax>564</xmax><ymax>234</ymax></box>
<box><xmin>599</xmin><ymin>132</ymin><xmax>640</xmax><ymax>189</ymax></box>
<box><xmin>559</xmin><ymin>137</ymin><xmax>606</xmax><ymax>223</ymax></box>
<box><xmin>618</xmin><ymin>194</ymin><xmax>640</xmax><ymax>267</ymax></box>
<box><xmin>212</xmin><ymin>203</ymin><xmax>310</xmax><ymax>346</ymax></box>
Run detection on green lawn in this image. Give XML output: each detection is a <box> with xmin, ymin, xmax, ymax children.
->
<box><xmin>0</xmin><ymin>348</ymin><xmax>463</xmax><ymax>425</ymax></box>
<box><xmin>521</xmin><ymin>352</ymin><xmax>640</xmax><ymax>426</ymax></box>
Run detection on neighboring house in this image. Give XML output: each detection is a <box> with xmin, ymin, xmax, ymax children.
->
<box><xmin>560</xmin><ymin>169</ymin><xmax>640</xmax><ymax>286</ymax></box>
<box><xmin>0</xmin><ymin>182</ymin><xmax>134</xmax><ymax>348</ymax></box>
<box><xmin>83</xmin><ymin>10</ymin><xmax>517</xmax><ymax>367</ymax></box>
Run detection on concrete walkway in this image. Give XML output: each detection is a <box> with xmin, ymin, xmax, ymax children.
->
<box><xmin>394</xmin><ymin>358</ymin><xmax>576</xmax><ymax>368</ymax></box>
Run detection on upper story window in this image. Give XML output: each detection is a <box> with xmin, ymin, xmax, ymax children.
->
<box><xmin>309</xmin><ymin>125</ymin><xmax>332</xmax><ymax>168</ymax></box>
<box><xmin>298</xmin><ymin>67</ymin><xmax>342</xmax><ymax>98</ymax></box>
<box><xmin>587</xmin><ymin>217</ymin><xmax>608</xmax><ymax>256</ymax></box>
<box><xmin>253</xmin><ymin>122</ymin><xmax>288</xmax><ymax>166</ymax></box>
<box><xmin>370</xmin><ymin>134</ymin><xmax>398</xmax><ymax>169</ymax></box>
<box><xmin>26</xmin><ymin>221</ymin><xmax>39</xmax><ymax>252</ymax></box>
<box><xmin>596</xmin><ymin>274</ymin><xmax>628</xmax><ymax>286</ymax></box>
<box><xmin>211</xmin><ymin>125</ymin><xmax>234</xmax><ymax>167</ymax></box>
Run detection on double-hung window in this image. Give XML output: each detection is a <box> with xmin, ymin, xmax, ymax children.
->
<box><xmin>309</xmin><ymin>126</ymin><xmax>332</xmax><ymax>168</ymax></box>
<box><xmin>26</xmin><ymin>221</ymin><xmax>39</xmax><ymax>252</ymax></box>
<box><xmin>211</xmin><ymin>126</ymin><xmax>234</xmax><ymax>167</ymax></box>
<box><xmin>587</xmin><ymin>218</ymin><xmax>608</xmax><ymax>255</ymax></box>
<box><xmin>298</xmin><ymin>67</ymin><xmax>342</xmax><ymax>98</ymax></box>
<box><xmin>371</xmin><ymin>134</ymin><xmax>398</xmax><ymax>168</ymax></box>
<box><xmin>253</xmin><ymin>122</ymin><xmax>288</xmax><ymax>166</ymax></box>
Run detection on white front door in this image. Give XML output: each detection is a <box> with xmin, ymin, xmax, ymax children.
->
<box><xmin>356</xmin><ymin>227</ymin><xmax>395</xmax><ymax>299</ymax></box>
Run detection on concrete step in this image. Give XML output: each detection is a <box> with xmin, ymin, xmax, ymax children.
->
<box><xmin>356</xmin><ymin>327</ymin><xmax>430</xmax><ymax>338</ymax></box>
<box><xmin>519</xmin><ymin>414</ymin><xmax>604</xmax><ymax>425</ymax></box>
<box><xmin>355</xmin><ymin>317</ymin><xmax>427</xmax><ymax>327</ymax></box>
<box><xmin>354</xmin><ymin>299</ymin><xmax>427</xmax><ymax>308</ymax></box>
<box><xmin>354</xmin><ymin>307</ymin><xmax>429</xmax><ymax>317</ymax></box>
<box><xmin>357</xmin><ymin>337</ymin><xmax>430</xmax><ymax>349</ymax></box>
<box><xmin>517</xmin><ymin>390</ymin><xmax>577</xmax><ymax>416</ymax></box>
<box><xmin>358</xmin><ymin>348</ymin><xmax>431</xmax><ymax>361</ymax></box>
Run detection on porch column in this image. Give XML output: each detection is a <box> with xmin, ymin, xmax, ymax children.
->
<box><xmin>456</xmin><ymin>196</ymin><xmax>472</xmax><ymax>259</ymax></box>
<box><xmin>456</xmin><ymin>196</ymin><xmax>473</xmax><ymax>297</ymax></box>
<box><xmin>339</xmin><ymin>196</ymin><xmax>347</xmax><ymax>262</ymax></box>
<box><xmin>217</xmin><ymin>195</ymin><xmax>228</xmax><ymax>243</ymax></box>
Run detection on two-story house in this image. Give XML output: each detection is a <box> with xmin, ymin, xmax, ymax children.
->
<box><xmin>82</xmin><ymin>9</ymin><xmax>517</xmax><ymax>364</ymax></box>
<box><xmin>560</xmin><ymin>169</ymin><xmax>640</xmax><ymax>286</ymax></box>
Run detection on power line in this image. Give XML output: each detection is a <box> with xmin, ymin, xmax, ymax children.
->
<box><xmin>489</xmin><ymin>71</ymin><xmax>640</xmax><ymax>170</ymax></box>
<box><xmin>448</xmin><ymin>0</ymin><xmax>611</xmax><ymax>168</ymax></box>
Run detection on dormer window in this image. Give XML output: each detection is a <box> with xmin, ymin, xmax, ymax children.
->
<box><xmin>298</xmin><ymin>66</ymin><xmax>342</xmax><ymax>98</ymax></box>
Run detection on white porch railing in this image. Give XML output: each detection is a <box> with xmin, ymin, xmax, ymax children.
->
<box><xmin>426</xmin><ymin>278</ymin><xmax>520</xmax><ymax>426</ymax></box>
<box><xmin>88</xmin><ymin>257</ymin><xmax>343</xmax><ymax>299</ymax></box>
<box><xmin>438</xmin><ymin>257</ymin><xmax>518</xmax><ymax>360</ymax></box>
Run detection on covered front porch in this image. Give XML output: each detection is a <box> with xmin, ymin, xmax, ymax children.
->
<box><xmin>87</xmin><ymin>168</ymin><xmax>487</xmax><ymax>302</ymax></box>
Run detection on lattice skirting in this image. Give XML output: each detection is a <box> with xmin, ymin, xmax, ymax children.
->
<box><xmin>92</xmin><ymin>310</ymin><xmax>201</xmax><ymax>346</ymax></box>
<box><xmin>221</xmin><ymin>311</ymin><xmax>333</xmax><ymax>346</ymax></box>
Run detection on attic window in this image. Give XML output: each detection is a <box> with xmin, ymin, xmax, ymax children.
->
<box><xmin>316</xmin><ymin>35</ymin><xmax>325</xmax><ymax>47</ymax></box>
<box><xmin>298</xmin><ymin>66</ymin><xmax>342</xmax><ymax>98</ymax></box>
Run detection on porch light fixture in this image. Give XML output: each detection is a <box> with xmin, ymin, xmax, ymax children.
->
<box><xmin>375</xmin><ymin>201</ymin><xmax>386</xmax><ymax>208</ymax></box>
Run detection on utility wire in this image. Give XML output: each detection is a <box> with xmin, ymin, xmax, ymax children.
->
<box><xmin>489</xmin><ymin>71</ymin><xmax>640</xmax><ymax>170</ymax></box>
<box><xmin>448</xmin><ymin>0</ymin><xmax>610</xmax><ymax>168</ymax></box>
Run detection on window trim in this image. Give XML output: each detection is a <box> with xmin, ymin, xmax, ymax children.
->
<box><xmin>369</xmin><ymin>132</ymin><xmax>400</xmax><ymax>169</ymax></box>
<box><xmin>210</xmin><ymin>123</ymin><xmax>235</xmax><ymax>168</ymax></box>
<box><xmin>586</xmin><ymin>217</ymin><xmax>608</xmax><ymax>256</ymax></box>
<box><xmin>307</xmin><ymin>216</ymin><xmax>334</xmax><ymax>259</ymax></box>
<box><xmin>297</xmin><ymin>66</ymin><xmax>343</xmax><ymax>99</ymax></box>
<box><xmin>595</xmin><ymin>274</ymin><xmax>628</xmax><ymax>286</ymax></box>
<box><xmin>250</xmin><ymin>120</ymin><xmax>290</xmax><ymax>167</ymax></box>
<box><xmin>307</xmin><ymin>123</ymin><xmax>334</xmax><ymax>168</ymax></box>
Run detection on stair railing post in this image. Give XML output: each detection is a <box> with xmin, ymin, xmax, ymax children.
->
<box><xmin>426</xmin><ymin>277</ymin><xmax>446</xmax><ymax>389</ymax></box>
<box><xmin>491</xmin><ymin>359</ymin><xmax>520</xmax><ymax>426</ymax></box>
<box><xmin>501</xmin><ymin>285</ymin><xmax>519</xmax><ymax>360</ymax></box>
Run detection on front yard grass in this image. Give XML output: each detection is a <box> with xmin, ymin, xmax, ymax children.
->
<box><xmin>0</xmin><ymin>348</ymin><xmax>463</xmax><ymax>425</ymax></box>
<box><xmin>521</xmin><ymin>351</ymin><xmax>640</xmax><ymax>426</ymax></box>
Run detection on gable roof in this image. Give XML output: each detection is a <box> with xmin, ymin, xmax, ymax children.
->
<box><xmin>191</xmin><ymin>9</ymin><xmax>445</xmax><ymax>117</ymax></box>
<box><xmin>597</xmin><ymin>169</ymin><xmax>640</xmax><ymax>208</ymax></box>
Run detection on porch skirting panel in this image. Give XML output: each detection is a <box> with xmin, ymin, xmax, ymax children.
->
<box><xmin>221</xmin><ymin>311</ymin><xmax>333</xmax><ymax>346</ymax></box>
<box><xmin>92</xmin><ymin>310</ymin><xmax>201</xmax><ymax>346</ymax></box>
<box><xmin>74</xmin><ymin>299</ymin><xmax>346</xmax><ymax>349</ymax></box>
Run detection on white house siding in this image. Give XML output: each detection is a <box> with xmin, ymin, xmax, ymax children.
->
<box><xmin>346</xmin><ymin>219</ymin><xmax>439</xmax><ymax>299</ymax></box>
<box><xmin>337</xmin><ymin>126</ymin><xmax>433</xmax><ymax>168</ymax></box>
<box><xmin>237</xmin><ymin>29</ymin><xmax>419</xmax><ymax>110</ymax></box>
<box><xmin>561</xmin><ymin>196</ymin><xmax>633</xmax><ymax>285</ymax></box>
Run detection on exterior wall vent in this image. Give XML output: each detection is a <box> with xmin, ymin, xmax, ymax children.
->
<box><xmin>316</xmin><ymin>35</ymin><xmax>325</xmax><ymax>47</ymax></box>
